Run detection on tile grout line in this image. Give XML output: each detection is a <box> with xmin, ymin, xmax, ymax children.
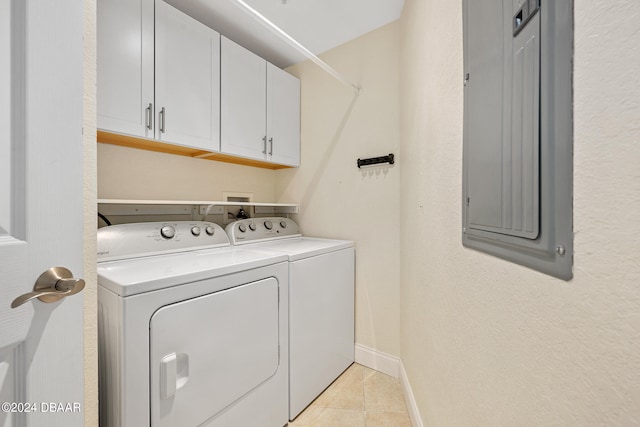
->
<box><xmin>289</xmin><ymin>363</ymin><xmax>412</xmax><ymax>426</ymax></box>
<box><xmin>361</xmin><ymin>363</ymin><xmax>367</xmax><ymax>414</ymax></box>
<box><xmin>361</xmin><ymin>364</ymin><xmax>367</xmax><ymax>426</ymax></box>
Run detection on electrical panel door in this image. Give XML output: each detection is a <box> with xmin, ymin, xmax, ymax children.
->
<box><xmin>464</xmin><ymin>0</ymin><xmax>540</xmax><ymax>240</ymax></box>
<box><xmin>462</xmin><ymin>0</ymin><xmax>574</xmax><ymax>280</ymax></box>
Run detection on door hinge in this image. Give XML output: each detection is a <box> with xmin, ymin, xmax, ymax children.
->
<box><xmin>466</xmin><ymin>196</ymin><xmax>470</xmax><ymax>207</ymax></box>
<box><xmin>464</xmin><ymin>73</ymin><xmax>470</xmax><ymax>86</ymax></box>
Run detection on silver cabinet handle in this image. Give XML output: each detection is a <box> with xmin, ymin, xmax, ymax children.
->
<box><xmin>159</xmin><ymin>107</ymin><xmax>166</xmax><ymax>133</ymax></box>
<box><xmin>268</xmin><ymin>137</ymin><xmax>273</xmax><ymax>156</ymax></box>
<box><xmin>146</xmin><ymin>103</ymin><xmax>153</xmax><ymax>130</ymax></box>
<box><xmin>11</xmin><ymin>267</ymin><xmax>85</xmax><ymax>308</ymax></box>
<box><xmin>262</xmin><ymin>136</ymin><xmax>267</xmax><ymax>154</ymax></box>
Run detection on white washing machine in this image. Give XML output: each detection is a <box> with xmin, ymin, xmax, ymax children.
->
<box><xmin>226</xmin><ymin>217</ymin><xmax>355</xmax><ymax>420</ymax></box>
<box><xmin>97</xmin><ymin>221</ymin><xmax>289</xmax><ymax>427</ymax></box>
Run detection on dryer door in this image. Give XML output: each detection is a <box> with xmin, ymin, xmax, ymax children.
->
<box><xmin>149</xmin><ymin>277</ymin><xmax>280</xmax><ymax>426</ymax></box>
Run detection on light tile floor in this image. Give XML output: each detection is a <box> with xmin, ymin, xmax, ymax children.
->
<box><xmin>288</xmin><ymin>363</ymin><xmax>412</xmax><ymax>427</ymax></box>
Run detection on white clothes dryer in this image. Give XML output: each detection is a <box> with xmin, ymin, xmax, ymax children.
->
<box><xmin>226</xmin><ymin>217</ymin><xmax>355</xmax><ymax>420</ymax></box>
<box><xmin>97</xmin><ymin>221</ymin><xmax>289</xmax><ymax>427</ymax></box>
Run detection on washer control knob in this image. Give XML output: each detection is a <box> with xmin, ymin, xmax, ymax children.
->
<box><xmin>249</xmin><ymin>222</ymin><xmax>257</xmax><ymax>231</ymax></box>
<box><xmin>280</xmin><ymin>221</ymin><xmax>287</xmax><ymax>229</ymax></box>
<box><xmin>160</xmin><ymin>225</ymin><xmax>176</xmax><ymax>239</ymax></box>
<box><xmin>238</xmin><ymin>223</ymin><xmax>247</xmax><ymax>233</ymax></box>
<box><xmin>205</xmin><ymin>225</ymin><xmax>215</xmax><ymax>236</ymax></box>
<box><xmin>191</xmin><ymin>226</ymin><xmax>201</xmax><ymax>236</ymax></box>
<box><xmin>264</xmin><ymin>220</ymin><xmax>273</xmax><ymax>230</ymax></box>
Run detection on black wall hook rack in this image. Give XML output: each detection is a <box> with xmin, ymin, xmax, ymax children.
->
<box><xmin>357</xmin><ymin>153</ymin><xmax>395</xmax><ymax>168</ymax></box>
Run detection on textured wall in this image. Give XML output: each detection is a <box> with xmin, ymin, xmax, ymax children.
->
<box><xmin>399</xmin><ymin>0</ymin><xmax>640</xmax><ymax>425</ymax></box>
<box><xmin>278</xmin><ymin>22</ymin><xmax>402</xmax><ymax>356</ymax></box>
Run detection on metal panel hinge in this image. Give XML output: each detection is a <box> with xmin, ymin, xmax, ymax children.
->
<box><xmin>466</xmin><ymin>196</ymin><xmax>470</xmax><ymax>207</ymax></box>
<box><xmin>464</xmin><ymin>73</ymin><xmax>470</xmax><ymax>86</ymax></box>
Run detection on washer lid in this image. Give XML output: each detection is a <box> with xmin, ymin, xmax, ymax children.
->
<box><xmin>246</xmin><ymin>237</ymin><xmax>354</xmax><ymax>261</ymax></box>
<box><xmin>97</xmin><ymin>247</ymin><xmax>287</xmax><ymax>297</ymax></box>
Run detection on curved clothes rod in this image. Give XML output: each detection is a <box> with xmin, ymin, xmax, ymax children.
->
<box><xmin>231</xmin><ymin>0</ymin><xmax>362</xmax><ymax>96</ymax></box>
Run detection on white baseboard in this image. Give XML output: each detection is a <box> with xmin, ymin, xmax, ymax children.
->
<box><xmin>354</xmin><ymin>344</ymin><xmax>423</xmax><ymax>426</ymax></box>
<box><xmin>354</xmin><ymin>343</ymin><xmax>400</xmax><ymax>378</ymax></box>
<box><xmin>399</xmin><ymin>360</ymin><xmax>424</xmax><ymax>427</ymax></box>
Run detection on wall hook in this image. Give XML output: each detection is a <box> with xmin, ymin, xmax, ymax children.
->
<box><xmin>357</xmin><ymin>153</ymin><xmax>395</xmax><ymax>168</ymax></box>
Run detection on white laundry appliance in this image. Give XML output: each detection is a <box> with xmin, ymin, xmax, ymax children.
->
<box><xmin>97</xmin><ymin>221</ymin><xmax>289</xmax><ymax>427</ymax></box>
<box><xmin>226</xmin><ymin>217</ymin><xmax>355</xmax><ymax>420</ymax></box>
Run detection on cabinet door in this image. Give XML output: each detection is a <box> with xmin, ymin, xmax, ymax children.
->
<box><xmin>267</xmin><ymin>63</ymin><xmax>300</xmax><ymax>167</ymax></box>
<box><xmin>97</xmin><ymin>0</ymin><xmax>154</xmax><ymax>138</ymax></box>
<box><xmin>221</xmin><ymin>36</ymin><xmax>267</xmax><ymax>161</ymax></box>
<box><xmin>155</xmin><ymin>0</ymin><xmax>220</xmax><ymax>151</ymax></box>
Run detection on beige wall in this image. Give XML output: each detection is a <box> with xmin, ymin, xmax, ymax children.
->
<box><xmin>399</xmin><ymin>0</ymin><xmax>640</xmax><ymax>426</ymax></box>
<box><xmin>279</xmin><ymin>22</ymin><xmax>402</xmax><ymax>356</ymax></box>
<box><xmin>97</xmin><ymin>144</ymin><xmax>277</xmax><ymax>202</ymax></box>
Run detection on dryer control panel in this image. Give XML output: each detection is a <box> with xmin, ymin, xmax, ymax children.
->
<box><xmin>226</xmin><ymin>217</ymin><xmax>301</xmax><ymax>245</ymax></box>
<box><xmin>97</xmin><ymin>221</ymin><xmax>230</xmax><ymax>261</ymax></box>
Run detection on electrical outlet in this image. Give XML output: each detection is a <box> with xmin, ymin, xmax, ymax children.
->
<box><xmin>222</xmin><ymin>192</ymin><xmax>253</xmax><ymax>224</ymax></box>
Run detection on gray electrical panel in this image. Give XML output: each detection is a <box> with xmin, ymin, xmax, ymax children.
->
<box><xmin>462</xmin><ymin>0</ymin><xmax>573</xmax><ymax>280</ymax></box>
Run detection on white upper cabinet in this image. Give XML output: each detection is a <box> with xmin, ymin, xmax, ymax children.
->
<box><xmin>220</xmin><ymin>36</ymin><xmax>267</xmax><ymax>161</ymax></box>
<box><xmin>98</xmin><ymin>2</ymin><xmax>299</xmax><ymax>167</ymax></box>
<box><xmin>221</xmin><ymin>37</ymin><xmax>300</xmax><ymax>167</ymax></box>
<box><xmin>98</xmin><ymin>0</ymin><xmax>220</xmax><ymax>152</ymax></box>
<box><xmin>155</xmin><ymin>0</ymin><xmax>220</xmax><ymax>151</ymax></box>
<box><xmin>267</xmin><ymin>63</ymin><xmax>301</xmax><ymax>167</ymax></box>
<box><xmin>98</xmin><ymin>0</ymin><xmax>154</xmax><ymax>139</ymax></box>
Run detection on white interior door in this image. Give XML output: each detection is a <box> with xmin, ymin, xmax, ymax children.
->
<box><xmin>0</xmin><ymin>1</ymin><xmax>84</xmax><ymax>426</ymax></box>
